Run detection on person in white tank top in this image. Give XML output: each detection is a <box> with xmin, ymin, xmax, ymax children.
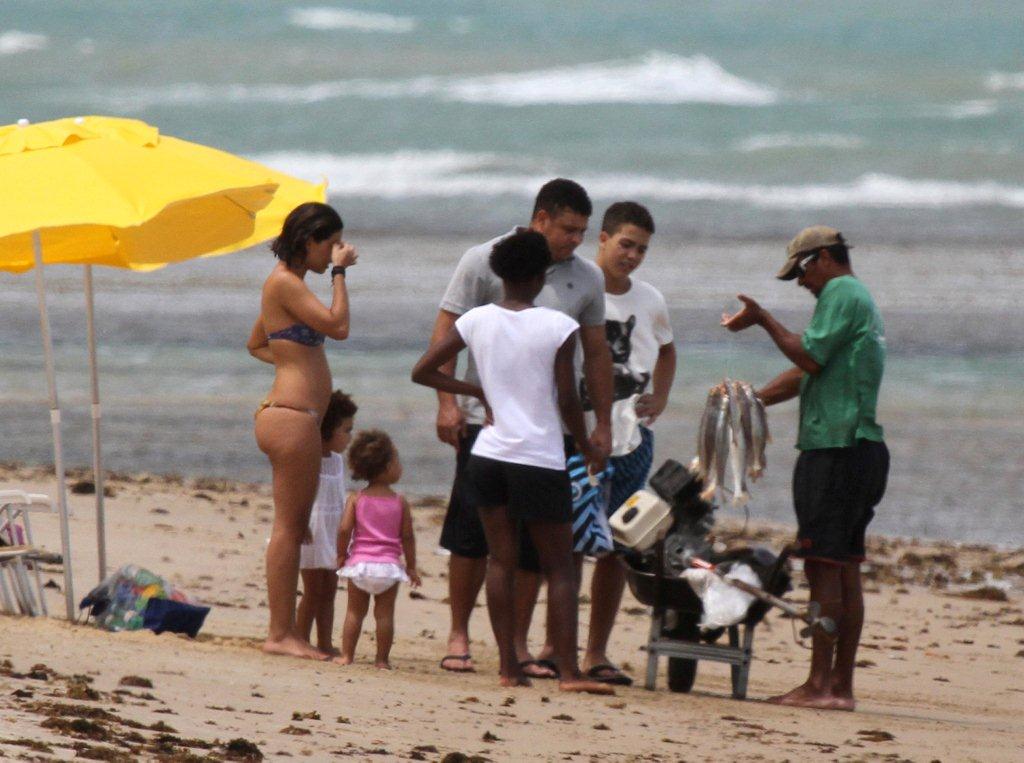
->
<box><xmin>413</xmin><ymin>230</ymin><xmax>614</xmax><ymax>696</ymax></box>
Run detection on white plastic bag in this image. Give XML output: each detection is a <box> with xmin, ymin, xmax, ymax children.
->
<box><xmin>681</xmin><ymin>563</ymin><xmax>760</xmax><ymax>629</ymax></box>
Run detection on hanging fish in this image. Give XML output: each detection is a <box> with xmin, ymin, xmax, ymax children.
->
<box><xmin>695</xmin><ymin>378</ymin><xmax>769</xmax><ymax>504</ymax></box>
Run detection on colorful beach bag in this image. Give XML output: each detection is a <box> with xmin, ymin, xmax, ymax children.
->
<box><xmin>79</xmin><ymin>564</ymin><xmax>209</xmax><ymax>638</ymax></box>
<box><xmin>568</xmin><ymin>454</ymin><xmax>615</xmax><ymax>557</ymax></box>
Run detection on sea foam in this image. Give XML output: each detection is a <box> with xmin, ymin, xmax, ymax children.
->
<box><xmin>252</xmin><ymin>150</ymin><xmax>1024</xmax><ymax>209</ymax></box>
<box><xmin>439</xmin><ymin>51</ymin><xmax>778</xmax><ymax>106</ymax></box>
<box><xmin>0</xmin><ymin>31</ymin><xmax>48</xmax><ymax>55</ymax></box>
<box><xmin>97</xmin><ymin>51</ymin><xmax>777</xmax><ymax>109</ymax></box>
<box><xmin>986</xmin><ymin>71</ymin><xmax>1024</xmax><ymax>92</ymax></box>
<box><xmin>939</xmin><ymin>100</ymin><xmax>998</xmax><ymax>120</ymax></box>
<box><xmin>287</xmin><ymin>6</ymin><xmax>416</xmax><ymax>33</ymax></box>
<box><xmin>252</xmin><ymin>150</ymin><xmax>545</xmax><ymax>198</ymax></box>
<box><xmin>735</xmin><ymin>133</ymin><xmax>864</xmax><ymax>152</ymax></box>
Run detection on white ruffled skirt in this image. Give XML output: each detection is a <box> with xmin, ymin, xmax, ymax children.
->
<box><xmin>338</xmin><ymin>561</ymin><xmax>409</xmax><ymax>595</ymax></box>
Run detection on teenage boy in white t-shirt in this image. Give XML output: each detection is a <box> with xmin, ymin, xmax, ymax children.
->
<box><xmin>413</xmin><ymin>230</ymin><xmax>613</xmax><ymax>695</ymax></box>
<box><xmin>579</xmin><ymin>201</ymin><xmax>676</xmax><ymax>687</ymax></box>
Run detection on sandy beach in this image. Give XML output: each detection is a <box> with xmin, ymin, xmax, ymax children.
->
<box><xmin>1</xmin><ymin>463</ymin><xmax>1022</xmax><ymax>762</ymax></box>
<box><xmin>4</xmin><ymin>4</ymin><xmax>1024</xmax><ymax>761</ymax></box>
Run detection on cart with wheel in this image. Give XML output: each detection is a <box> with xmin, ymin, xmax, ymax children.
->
<box><xmin>623</xmin><ymin>543</ymin><xmax>791</xmax><ymax>698</ymax></box>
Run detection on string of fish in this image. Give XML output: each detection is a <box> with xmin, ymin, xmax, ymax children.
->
<box><xmin>694</xmin><ymin>378</ymin><xmax>771</xmax><ymax>507</ymax></box>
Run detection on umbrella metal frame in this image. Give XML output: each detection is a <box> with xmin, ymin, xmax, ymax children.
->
<box><xmin>31</xmin><ymin>231</ymin><xmax>76</xmax><ymax>620</ymax></box>
<box><xmin>84</xmin><ymin>265</ymin><xmax>107</xmax><ymax>581</ymax></box>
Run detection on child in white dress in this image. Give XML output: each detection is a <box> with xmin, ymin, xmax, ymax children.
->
<box><xmin>297</xmin><ymin>390</ymin><xmax>356</xmax><ymax>655</ymax></box>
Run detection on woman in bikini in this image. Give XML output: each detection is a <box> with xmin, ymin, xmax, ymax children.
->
<box><xmin>247</xmin><ymin>201</ymin><xmax>358</xmax><ymax>660</ymax></box>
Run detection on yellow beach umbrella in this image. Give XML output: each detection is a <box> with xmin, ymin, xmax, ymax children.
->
<box><xmin>0</xmin><ymin>115</ymin><xmax>326</xmax><ymax>270</ymax></box>
<box><xmin>0</xmin><ymin>116</ymin><xmax>325</xmax><ymax>618</ymax></box>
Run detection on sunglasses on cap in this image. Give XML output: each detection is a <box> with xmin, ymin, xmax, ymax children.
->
<box><xmin>794</xmin><ymin>252</ymin><xmax>819</xmax><ymax>277</ymax></box>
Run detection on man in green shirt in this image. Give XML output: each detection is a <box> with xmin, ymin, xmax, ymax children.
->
<box><xmin>722</xmin><ymin>226</ymin><xmax>889</xmax><ymax>711</ymax></box>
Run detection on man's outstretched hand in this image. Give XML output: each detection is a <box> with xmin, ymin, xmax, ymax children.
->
<box><xmin>721</xmin><ymin>294</ymin><xmax>765</xmax><ymax>332</ymax></box>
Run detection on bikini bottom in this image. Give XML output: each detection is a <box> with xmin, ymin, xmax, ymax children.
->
<box><xmin>254</xmin><ymin>399</ymin><xmax>318</xmax><ymax>420</ymax></box>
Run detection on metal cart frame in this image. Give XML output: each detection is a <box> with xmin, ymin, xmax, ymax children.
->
<box><xmin>631</xmin><ymin>540</ymin><xmax>790</xmax><ymax>699</ymax></box>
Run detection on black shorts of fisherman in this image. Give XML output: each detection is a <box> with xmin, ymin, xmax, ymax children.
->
<box><xmin>792</xmin><ymin>438</ymin><xmax>890</xmax><ymax>564</ymax></box>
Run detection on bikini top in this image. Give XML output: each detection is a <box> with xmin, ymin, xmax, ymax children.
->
<box><xmin>266</xmin><ymin>323</ymin><xmax>325</xmax><ymax>347</ymax></box>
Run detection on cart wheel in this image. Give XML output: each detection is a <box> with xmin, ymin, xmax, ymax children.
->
<box><xmin>664</xmin><ymin>613</ymin><xmax>700</xmax><ymax>693</ymax></box>
<box><xmin>667</xmin><ymin>657</ymin><xmax>697</xmax><ymax>693</ymax></box>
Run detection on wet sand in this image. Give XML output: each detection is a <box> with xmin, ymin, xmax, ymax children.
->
<box><xmin>1</xmin><ymin>464</ymin><xmax>1022</xmax><ymax>761</ymax></box>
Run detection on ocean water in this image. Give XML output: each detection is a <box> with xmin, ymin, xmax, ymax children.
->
<box><xmin>1</xmin><ymin>2</ymin><xmax>1022</xmax><ymax>544</ymax></box>
<box><xmin>4</xmin><ymin>1</ymin><xmax>1024</xmax><ymax>241</ymax></box>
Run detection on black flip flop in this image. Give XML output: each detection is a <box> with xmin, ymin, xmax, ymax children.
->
<box><xmin>519</xmin><ymin>658</ymin><xmax>560</xmax><ymax>679</ymax></box>
<box><xmin>586</xmin><ymin>663</ymin><xmax>634</xmax><ymax>686</ymax></box>
<box><xmin>440</xmin><ymin>654</ymin><xmax>475</xmax><ymax>673</ymax></box>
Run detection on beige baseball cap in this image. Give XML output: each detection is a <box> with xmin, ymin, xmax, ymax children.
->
<box><xmin>777</xmin><ymin>226</ymin><xmax>849</xmax><ymax>280</ymax></box>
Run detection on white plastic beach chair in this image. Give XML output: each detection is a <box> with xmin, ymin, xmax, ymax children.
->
<box><xmin>0</xmin><ymin>490</ymin><xmax>58</xmax><ymax>616</ymax></box>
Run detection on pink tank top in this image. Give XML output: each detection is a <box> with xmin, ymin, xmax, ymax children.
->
<box><xmin>346</xmin><ymin>493</ymin><xmax>404</xmax><ymax>565</ymax></box>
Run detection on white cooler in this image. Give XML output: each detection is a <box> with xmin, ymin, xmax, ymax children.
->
<box><xmin>609</xmin><ymin>490</ymin><xmax>673</xmax><ymax>551</ymax></box>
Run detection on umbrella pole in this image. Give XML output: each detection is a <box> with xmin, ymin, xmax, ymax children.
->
<box><xmin>84</xmin><ymin>265</ymin><xmax>106</xmax><ymax>582</ymax></box>
<box><xmin>32</xmin><ymin>231</ymin><xmax>76</xmax><ymax>620</ymax></box>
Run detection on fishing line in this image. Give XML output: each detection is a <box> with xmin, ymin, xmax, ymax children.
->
<box><xmin>721</xmin><ymin>296</ymin><xmax>742</xmax><ymax>389</ymax></box>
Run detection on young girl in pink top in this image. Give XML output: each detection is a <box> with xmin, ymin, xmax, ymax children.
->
<box><xmin>336</xmin><ymin>430</ymin><xmax>420</xmax><ymax>668</ymax></box>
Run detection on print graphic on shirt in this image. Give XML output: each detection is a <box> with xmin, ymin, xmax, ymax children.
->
<box><xmin>580</xmin><ymin>315</ymin><xmax>650</xmax><ymax>410</ymax></box>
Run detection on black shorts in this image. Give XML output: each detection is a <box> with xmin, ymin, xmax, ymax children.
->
<box><xmin>439</xmin><ymin>425</ymin><xmax>488</xmax><ymax>559</ymax></box>
<box><xmin>439</xmin><ymin>429</ymin><xmax>575</xmax><ymax>573</ymax></box>
<box><xmin>465</xmin><ymin>456</ymin><xmax>573</xmax><ymax>524</ymax></box>
<box><xmin>792</xmin><ymin>439</ymin><xmax>889</xmax><ymax>564</ymax></box>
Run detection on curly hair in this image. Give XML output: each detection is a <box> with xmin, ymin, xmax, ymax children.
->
<box><xmin>489</xmin><ymin>230</ymin><xmax>551</xmax><ymax>284</ymax></box>
<box><xmin>347</xmin><ymin>429</ymin><xmax>396</xmax><ymax>482</ymax></box>
<box><xmin>320</xmin><ymin>390</ymin><xmax>358</xmax><ymax>442</ymax></box>
<box><xmin>270</xmin><ymin>202</ymin><xmax>343</xmax><ymax>267</ymax></box>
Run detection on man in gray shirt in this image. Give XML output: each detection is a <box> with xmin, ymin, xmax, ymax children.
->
<box><xmin>431</xmin><ymin>179</ymin><xmax>613</xmax><ymax>677</ymax></box>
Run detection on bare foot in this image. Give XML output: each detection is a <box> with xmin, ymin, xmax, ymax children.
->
<box><xmin>262</xmin><ymin>635</ymin><xmax>328</xmax><ymax>661</ymax></box>
<box><xmin>499</xmin><ymin>674</ymin><xmax>531</xmax><ymax>688</ymax></box>
<box><xmin>558</xmin><ymin>678</ymin><xmax>615</xmax><ymax>696</ymax></box>
<box><xmin>375</xmin><ymin>661</ymin><xmax>393</xmax><ymax>670</ymax></box>
<box><xmin>320</xmin><ymin>646</ymin><xmax>341</xmax><ymax>658</ymax></box>
<box><xmin>333</xmin><ymin>654</ymin><xmax>354</xmax><ymax>665</ymax></box>
<box><xmin>826</xmin><ymin>687</ymin><xmax>856</xmax><ymax>711</ymax></box>
<box><xmin>766</xmin><ymin>683</ymin><xmax>836</xmax><ymax>709</ymax></box>
<box><xmin>826</xmin><ymin>696</ymin><xmax>856</xmax><ymax>711</ymax></box>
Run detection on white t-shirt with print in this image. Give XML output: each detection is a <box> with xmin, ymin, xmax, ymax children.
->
<box><xmin>583</xmin><ymin>279</ymin><xmax>674</xmax><ymax>457</ymax></box>
<box><xmin>455</xmin><ymin>304</ymin><xmax>579</xmax><ymax>471</ymax></box>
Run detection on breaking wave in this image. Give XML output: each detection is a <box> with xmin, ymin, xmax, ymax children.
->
<box><xmin>986</xmin><ymin>71</ymin><xmax>1024</xmax><ymax>92</ymax></box>
<box><xmin>435</xmin><ymin>52</ymin><xmax>778</xmax><ymax>106</ymax></box>
<box><xmin>96</xmin><ymin>51</ymin><xmax>777</xmax><ymax>109</ymax></box>
<box><xmin>0</xmin><ymin>31</ymin><xmax>48</xmax><ymax>55</ymax></box>
<box><xmin>252</xmin><ymin>150</ymin><xmax>1024</xmax><ymax>209</ymax></box>
<box><xmin>735</xmin><ymin>133</ymin><xmax>864</xmax><ymax>152</ymax></box>
<box><xmin>287</xmin><ymin>6</ymin><xmax>416</xmax><ymax>33</ymax></box>
<box><xmin>936</xmin><ymin>100</ymin><xmax>998</xmax><ymax>120</ymax></box>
